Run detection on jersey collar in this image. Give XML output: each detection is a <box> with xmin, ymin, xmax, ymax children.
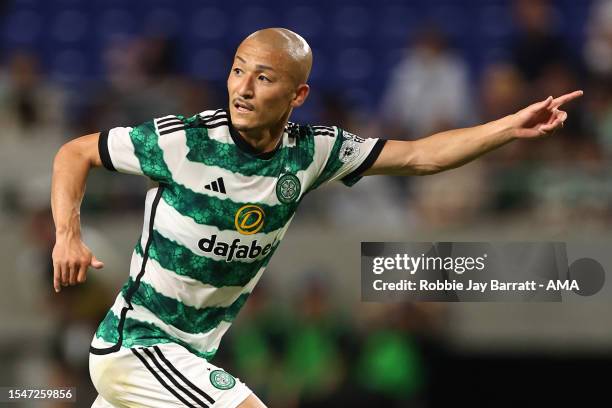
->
<box><xmin>226</xmin><ymin>109</ymin><xmax>284</xmax><ymax>160</ymax></box>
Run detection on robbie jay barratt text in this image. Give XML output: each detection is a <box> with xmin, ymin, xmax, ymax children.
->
<box><xmin>372</xmin><ymin>279</ymin><xmax>580</xmax><ymax>292</ymax></box>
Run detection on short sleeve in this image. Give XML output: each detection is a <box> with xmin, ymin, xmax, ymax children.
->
<box><xmin>98</xmin><ymin>115</ymin><xmax>187</xmax><ymax>183</ymax></box>
<box><xmin>309</xmin><ymin>127</ymin><xmax>387</xmax><ymax>189</ymax></box>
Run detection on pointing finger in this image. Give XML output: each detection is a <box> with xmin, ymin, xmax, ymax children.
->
<box><xmin>552</xmin><ymin>90</ymin><xmax>583</xmax><ymax>108</ymax></box>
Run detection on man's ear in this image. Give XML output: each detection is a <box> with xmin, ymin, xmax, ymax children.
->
<box><xmin>290</xmin><ymin>84</ymin><xmax>310</xmax><ymax>108</ymax></box>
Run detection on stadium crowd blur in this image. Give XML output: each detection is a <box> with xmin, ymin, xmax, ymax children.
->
<box><xmin>1</xmin><ymin>0</ymin><xmax>611</xmax><ymax>406</ymax></box>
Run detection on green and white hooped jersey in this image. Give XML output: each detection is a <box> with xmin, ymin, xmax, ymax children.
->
<box><xmin>90</xmin><ymin>108</ymin><xmax>386</xmax><ymax>360</ymax></box>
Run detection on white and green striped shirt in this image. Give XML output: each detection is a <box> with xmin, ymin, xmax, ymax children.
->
<box><xmin>90</xmin><ymin>108</ymin><xmax>386</xmax><ymax>360</ymax></box>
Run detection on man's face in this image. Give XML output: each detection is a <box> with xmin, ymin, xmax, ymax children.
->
<box><xmin>227</xmin><ymin>40</ymin><xmax>297</xmax><ymax>131</ymax></box>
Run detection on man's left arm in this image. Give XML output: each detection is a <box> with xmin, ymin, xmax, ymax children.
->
<box><xmin>363</xmin><ymin>90</ymin><xmax>583</xmax><ymax>177</ymax></box>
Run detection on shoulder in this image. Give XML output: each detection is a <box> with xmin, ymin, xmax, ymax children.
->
<box><xmin>287</xmin><ymin>122</ymin><xmax>339</xmax><ymax>140</ymax></box>
<box><xmin>153</xmin><ymin>108</ymin><xmax>228</xmax><ymax>129</ymax></box>
<box><xmin>195</xmin><ymin>109</ymin><xmax>229</xmax><ymax>123</ymax></box>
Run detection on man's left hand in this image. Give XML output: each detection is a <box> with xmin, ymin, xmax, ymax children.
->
<box><xmin>509</xmin><ymin>90</ymin><xmax>583</xmax><ymax>139</ymax></box>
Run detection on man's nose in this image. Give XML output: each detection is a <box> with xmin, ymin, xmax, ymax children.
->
<box><xmin>237</xmin><ymin>75</ymin><xmax>254</xmax><ymax>99</ymax></box>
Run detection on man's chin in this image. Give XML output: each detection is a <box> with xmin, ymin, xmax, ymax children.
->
<box><xmin>231</xmin><ymin>119</ymin><xmax>255</xmax><ymax>132</ymax></box>
<box><xmin>230</xmin><ymin>110</ymin><xmax>256</xmax><ymax>130</ymax></box>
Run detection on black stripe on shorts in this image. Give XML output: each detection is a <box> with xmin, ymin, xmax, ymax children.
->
<box><xmin>153</xmin><ymin>346</ymin><xmax>216</xmax><ymax>405</ymax></box>
<box><xmin>142</xmin><ymin>348</ymin><xmax>209</xmax><ymax>407</ymax></box>
<box><xmin>131</xmin><ymin>348</ymin><xmax>200</xmax><ymax>408</ymax></box>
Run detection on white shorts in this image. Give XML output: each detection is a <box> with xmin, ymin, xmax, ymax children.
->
<box><xmin>89</xmin><ymin>341</ymin><xmax>252</xmax><ymax>408</ymax></box>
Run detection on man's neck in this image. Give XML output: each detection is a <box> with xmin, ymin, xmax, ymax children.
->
<box><xmin>235</xmin><ymin>110</ymin><xmax>291</xmax><ymax>154</ymax></box>
<box><xmin>238</xmin><ymin>126</ymin><xmax>284</xmax><ymax>154</ymax></box>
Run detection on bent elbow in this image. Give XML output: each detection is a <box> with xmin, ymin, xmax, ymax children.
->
<box><xmin>55</xmin><ymin>133</ymin><xmax>101</xmax><ymax>169</ymax></box>
<box><xmin>53</xmin><ymin>140</ymin><xmax>89</xmax><ymax>171</ymax></box>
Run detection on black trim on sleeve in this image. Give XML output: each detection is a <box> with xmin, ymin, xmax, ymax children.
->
<box><xmin>342</xmin><ymin>138</ymin><xmax>387</xmax><ymax>182</ymax></box>
<box><xmin>98</xmin><ymin>130</ymin><xmax>116</xmax><ymax>171</ymax></box>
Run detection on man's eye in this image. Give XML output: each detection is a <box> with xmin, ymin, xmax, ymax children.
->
<box><xmin>258</xmin><ymin>75</ymin><xmax>270</xmax><ymax>82</ymax></box>
<box><xmin>233</xmin><ymin>68</ymin><xmax>242</xmax><ymax>75</ymax></box>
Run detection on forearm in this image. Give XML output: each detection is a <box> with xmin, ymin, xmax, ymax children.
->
<box><xmin>366</xmin><ymin>115</ymin><xmax>516</xmax><ymax>176</ymax></box>
<box><xmin>51</xmin><ymin>134</ymin><xmax>104</xmax><ymax>291</ymax></box>
<box><xmin>413</xmin><ymin>115</ymin><xmax>516</xmax><ymax>174</ymax></box>
<box><xmin>51</xmin><ymin>141</ymin><xmax>94</xmax><ymax>238</ymax></box>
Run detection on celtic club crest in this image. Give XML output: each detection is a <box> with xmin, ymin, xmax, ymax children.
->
<box><xmin>210</xmin><ymin>370</ymin><xmax>236</xmax><ymax>390</ymax></box>
<box><xmin>276</xmin><ymin>173</ymin><xmax>301</xmax><ymax>204</ymax></box>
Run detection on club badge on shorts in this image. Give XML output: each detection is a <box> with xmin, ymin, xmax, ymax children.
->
<box><xmin>210</xmin><ymin>370</ymin><xmax>236</xmax><ymax>390</ymax></box>
<box><xmin>276</xmin><ymin>173</ymin><xmax>301</xmax><ymax>204</ymax></box>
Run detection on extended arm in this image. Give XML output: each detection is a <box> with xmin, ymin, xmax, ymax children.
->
<box><xmin>364</xmin><ymin>91</ymin><xmax>583</xmax><ymax>176</ymax></box>
<box><xmin>51</xmin><ymin>133</ymin><xmax>105</xmax><ymax>292</ymax></box>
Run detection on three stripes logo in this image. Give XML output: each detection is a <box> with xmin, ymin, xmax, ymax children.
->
<box><xmin>204</xmin><ymin>177</ymin><xmax>226</xmax><ymax>194</ymax></box>
<box><xmin>157</xmin><ymin>116</ymin><xmax>186</xmax><ymax>136</ymax></box>
<box><xmin>155</xmin><ymin>110</ymin><xmax>231</xmax><ymax>136</ymax></box>
<box><xmin>311</xmin><ymin>125</ymin><xmax>335</xmax><ymax>136</ymax></box>
<box><xmin>155</xmin><ymin>110</ymin><xmax>230</xmax><ymax>136</ymax></box>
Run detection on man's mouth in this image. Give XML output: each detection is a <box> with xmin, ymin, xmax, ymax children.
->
<box><xmin>234</xmin><ymin>100</ymin><xmax>254</xmax><ymax>113</ymax></box>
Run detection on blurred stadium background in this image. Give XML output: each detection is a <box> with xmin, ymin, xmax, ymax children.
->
<box><xmin>1</xmin><ymin>0</ymin><xmax>611</xmax><ymax>406</ymax></box>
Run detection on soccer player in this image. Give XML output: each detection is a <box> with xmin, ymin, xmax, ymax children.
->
<box><xmin>51</xmin><ymin>28</ymin><xmax>582</xmax><ymax>408</ymax></box>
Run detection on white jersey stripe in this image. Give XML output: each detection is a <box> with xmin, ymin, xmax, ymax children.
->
<box><xmin>106</xmin><ymin>127</ymin><xmax>142</xmax><ymax>175</ymax></box>
<box><xmin>133</xmin><ymin>250</ymin><xmax>265</xmax><ymax>309</ymax></box>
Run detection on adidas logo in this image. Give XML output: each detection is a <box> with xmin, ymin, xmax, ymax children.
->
<box><xmin>204</xmin><ymin>177</ymin><xmax>226</xmax><ymax>194</ymax></box>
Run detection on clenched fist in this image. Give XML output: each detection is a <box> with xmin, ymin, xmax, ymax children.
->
<box><xmin>52</xmin><ymin>235</ymin><xmax>104</xmax><ymax>292</ymax></box>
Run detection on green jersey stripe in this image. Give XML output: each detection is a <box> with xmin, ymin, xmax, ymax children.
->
<box><xmin>135</xmin><ymin>230</ymin><xmax>278</xmax><ymax>287</ymax></box>
<box><xmin>95</xmin><ymin>311</ymin><xmax>217</xmax><ymax>360</ymax></box>
<box><xmin>122</xmin><ymin>277</ymin><xmax>250</xmax><ymax>334</ymax></box>
<box><xmin>130</xmin><ymin>121</ymin><xmax>173</xmax><ymax>182</ymax></box>
<box><xmin>161</xmin><ymin>183</ymin><xmax>299</xmax><ymax>233</ymax></box>
<box><xmin>185</xmin><ymin>127</ymin><xmax>316</xmax><ymax>177</ymax></box>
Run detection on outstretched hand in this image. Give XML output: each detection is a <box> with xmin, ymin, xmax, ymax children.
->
<box><xmin>510</xmin><ymin>90</ymin><xmax>583</xmax><ymax>139</ymax></box>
